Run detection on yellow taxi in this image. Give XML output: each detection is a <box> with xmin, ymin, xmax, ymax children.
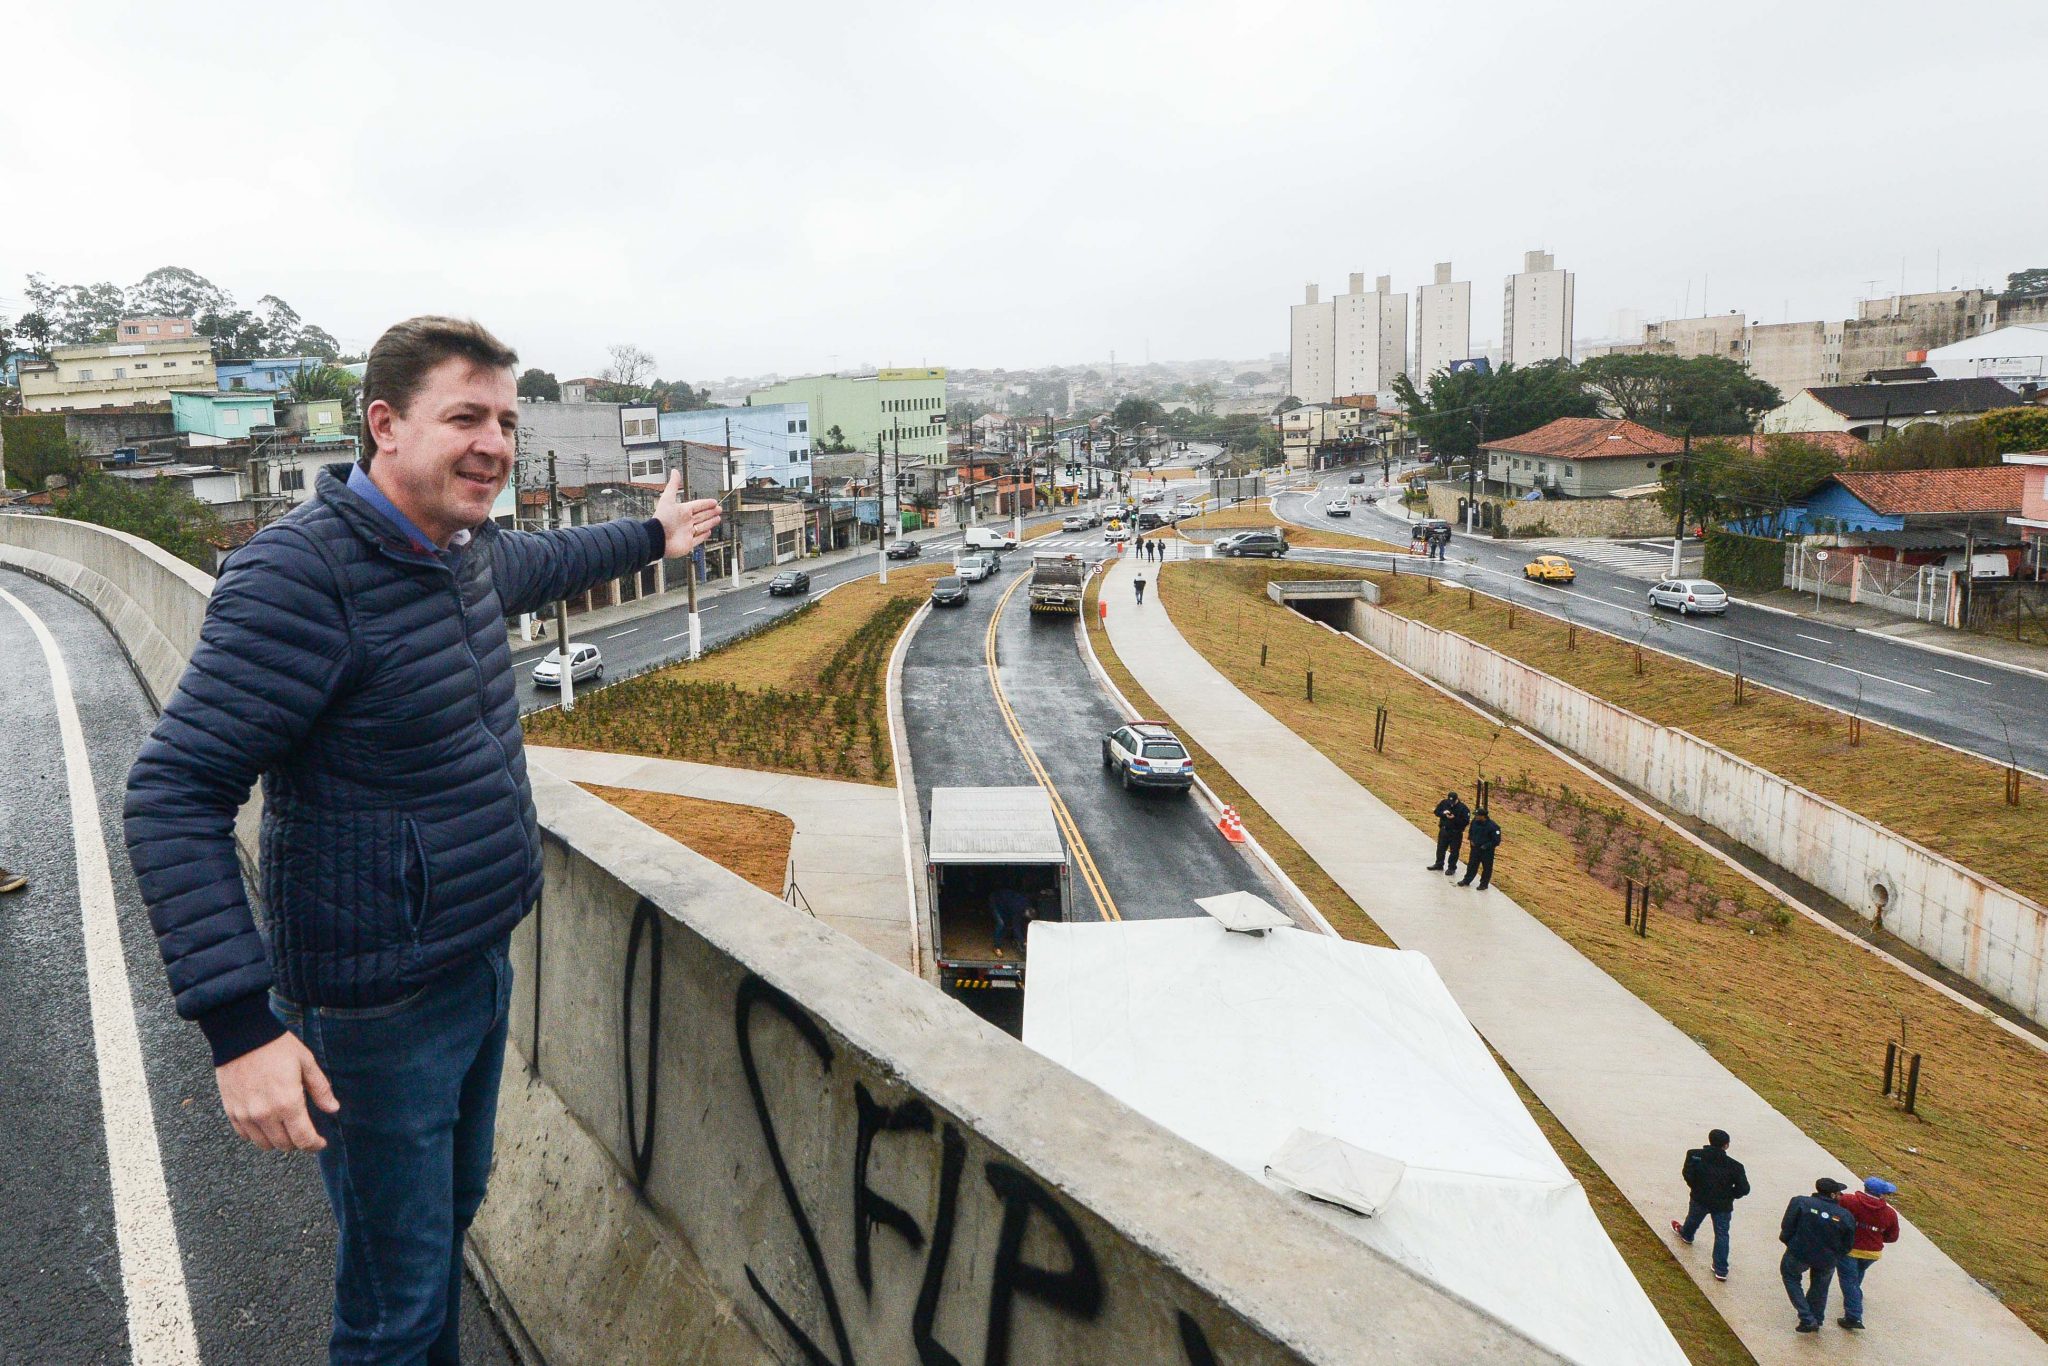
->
<box><xmin>1522</xmin><ymin>554</ymin><xmax>1576</xmax><ymax>584</ymax></box>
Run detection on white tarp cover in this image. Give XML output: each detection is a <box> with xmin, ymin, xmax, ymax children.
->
<box><xmin>1023</xmin><ymin>918</ymin><xmax>1685</xmax><ymax>1366</ymax></box>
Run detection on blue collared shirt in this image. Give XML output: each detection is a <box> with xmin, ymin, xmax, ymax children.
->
<box><xmin>347</xmin><ymin>462</ymin><xmax>472</xmax><ymax>556</ymax></box>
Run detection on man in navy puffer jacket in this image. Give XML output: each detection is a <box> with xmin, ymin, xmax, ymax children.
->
<box><xmin>124</xmin><ymin>316</ymin><xmax>721</xmax><ymax>1364</ymax></box>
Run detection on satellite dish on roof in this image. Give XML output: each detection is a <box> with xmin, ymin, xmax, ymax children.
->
<box><xmin>1194</xmin><ymin>891</ymin><xmax>1292</xmax><ymax>934</ymax></box>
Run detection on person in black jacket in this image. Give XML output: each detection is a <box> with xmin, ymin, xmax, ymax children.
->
<box><xmin>1780</xmin><ymin>1177</ymin><xmax>1859</xmax><ymax>1332</ymax></box>
<box><xmin>1670</xmin><ymin>1128</ymin><xmax>1749</xmax><ymax>1280</ymax></box>
<box><xmin>1458</xmin><ymin>808</ymin><xmax>1501</xmax><ymax>889</ymax></box>
<box><xmin>124</xmin><ymin>316</ymin><xmax>721</xmax><ymax>1364</ymax></box>
<box><xmin>1428</xmin><ymin>791</ymin><xmax>1470</xmax><ymax>877</ymax></box>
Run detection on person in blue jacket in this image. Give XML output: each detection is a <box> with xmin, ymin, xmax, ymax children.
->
<box><xmin>124</xmin><ymin>316</ymin><xmax>721</xmax><ymax>1364</ymax></box>
<box><xmin>1780</xmin><ymin>1177</ymin><xmax>1859</xmax><ymax>1333</ymax></box>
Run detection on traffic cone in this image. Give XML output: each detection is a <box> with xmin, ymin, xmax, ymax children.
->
<box><xmin>1217</xmin><ymin>805</ymin><xmax>1248</xmax><ymax>843</ymax></box>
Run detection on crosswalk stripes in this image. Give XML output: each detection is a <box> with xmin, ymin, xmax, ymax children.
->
<box><xmin>1526</xmin><ymin>538</ymin><xmax>1673</xmax><ymax>581</ymax></box>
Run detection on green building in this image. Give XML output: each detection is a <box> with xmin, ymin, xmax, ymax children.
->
<box><xmin>749</xmin><ymin>368</ymin><xmax>947</xmax><ymax>468</ymax></box>
<box><xmin>171</xmin><ymin>391</ymin><xmax>277</xmax><ymax>443</ymax></box>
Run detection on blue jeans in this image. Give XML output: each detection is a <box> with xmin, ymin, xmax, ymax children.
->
<box><xmin>992</xmin><ymin>906</ymin><xmax>1023</xmax><ymax>951</ymax></box>
<box><xmin>272</xmin><ymin>943</ymin><xmax>514</xmax><ymax>1364</ymax></box>
<box><xmin>1680</xmin><ymin>1200</ymin><xmax>1732</xmax><ymax>1276</ymax></box>
<box><xmin>1780</xmin><ymin>1251</ymin><xmax>1836</xmax><ymax>1327</ymax></box>
<box><xmin>1837</xmin><ymin>1255</ymin><xmax>1875</xmax><ymax>1321</ymax></box>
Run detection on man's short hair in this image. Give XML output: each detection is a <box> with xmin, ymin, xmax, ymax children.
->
<box><xmin>360</xmin><ymin>316</ymin><xmax>518</xmax><ymax>464</ymax></box>
<box><xmin>1708</xmin><ymin>1128</ymin><xmax>1731</xmax><ymax>1148</ymax></box>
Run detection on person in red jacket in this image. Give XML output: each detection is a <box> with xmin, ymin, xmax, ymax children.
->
<box><xmin>1835</xmin><ymin>1176</ymin><xmax>1901</xmax><ymax>1331</ymax></box>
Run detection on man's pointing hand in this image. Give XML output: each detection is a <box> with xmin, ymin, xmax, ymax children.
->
<box><xmin>654</xmin><ymin>471</ymin><xmax>724</xmax><ymax>559</ymax></box>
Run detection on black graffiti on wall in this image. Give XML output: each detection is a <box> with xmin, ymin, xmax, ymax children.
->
<box><xmin>734</xmin><ymin>974</ymin><xmax>1223</xmax><ymax>1365</ymax></box>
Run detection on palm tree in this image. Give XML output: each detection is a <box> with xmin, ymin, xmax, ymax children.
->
<box><xmin>283</xmin><ymin>363</ymin><xmax>361</xmax><ymax>405</ymax></box>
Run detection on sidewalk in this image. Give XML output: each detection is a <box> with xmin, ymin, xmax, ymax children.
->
<box><xmin>524</xmin><ymin>746</ymin><xmax>917</xmax><ymax>971</ymax></box>
<box><xmin>1739</xmin><ymin>587</ymin><xmax>2048</xmax><ymax>678</ymax></box>
<box><xmin>1097</xmin><ymin>554</ymin><xmax>2046</xmax><ymax>1366</ymax></box>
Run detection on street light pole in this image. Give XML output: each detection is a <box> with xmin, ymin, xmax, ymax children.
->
<box><xmin>679</xmin><ymin>443</ymin><xmax>702</xmax><ymax>660</ymax></box>
<box><xmin>1669</xmin><ymin>427</ymin><xmax>1693</xmax><ymax>578</ymax></box>
<box><xmin>876</xmin><ymin>432</ymin><xmax>889</xmax><ymax>586</ymax></box>
<box><xmin>1466</xmin><ymin>405</ymin><xmax>1488</xmax><ymax>535</ymax></box>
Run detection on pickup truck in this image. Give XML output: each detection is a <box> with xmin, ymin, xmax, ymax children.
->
<box><xmin>1028</xmin><ymin>552</ymin><xmax>1086</xmax><ymax>614</ymax></box>
<box><xmin>927</xmin><ymin>786</ymin><xmax>1073</xmax><ymax>992</ymax></box>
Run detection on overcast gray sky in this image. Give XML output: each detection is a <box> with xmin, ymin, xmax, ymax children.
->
<box><xmin>3</xmin><ymin>0</ymin><xmax>2043</xmax><ymax>381</ymax></box>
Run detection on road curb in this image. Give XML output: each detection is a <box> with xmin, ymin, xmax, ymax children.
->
<box><xmin>886</xmin><ymin>597</ymin><xmax>936</xmax><ymax>981</ymax></box>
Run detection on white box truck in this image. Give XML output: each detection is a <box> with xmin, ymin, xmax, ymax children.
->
<box><xmin>927</xmin><ymin>786</ymin><xmax>1072</xmax><ymax>992</ymax></box>
<box><xmin>965</xmin><ymin>525</ymin><xmax>1019</xmax><ymax>551</ymax></box>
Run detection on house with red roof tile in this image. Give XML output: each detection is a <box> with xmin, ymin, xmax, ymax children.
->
<box><xmin>1480</xmin><ymin>418</ymin><xmax>1682</xmax><ymax>498</ymax></box>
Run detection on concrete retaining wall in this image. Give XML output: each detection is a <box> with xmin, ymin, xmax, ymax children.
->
<box><xmin>6</xmin><ymin>515</ymin><xmax>1553</xmax><ymax>1364</ymax></box>
<box><xmin>1267</xmin><ymin>578</ymin><xmax>1380</xmax><ymax>605</ymax></box>
<box><xmin>1425</xmin><ymin>484</ymin><xmax>1672</xmax><ymax>539</ymax></box>
<box><xmin>1338</xmin><ymin>597</ymin><xmax>2048</xmax><ymax>1028</ymax></box>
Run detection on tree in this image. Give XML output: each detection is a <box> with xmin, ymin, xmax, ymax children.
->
<box><xmin>1858</xmin><ymin>421</ymin><xmax>1999</xmax><ymax>470</ymax></box>
<box><xmin>1020</xmin><ymin>377</ymin><xmax>1069</xmax><ymax>417</ymax></box>
<box><xmin>1661</xmin><ymin>434</ymin><xmax>1844</xmax><ymax>535</ymax></box>
<box><xmin>52</xmin><ymin>470</ymin><xmax>222</xmax><ymax>571</ymax></box>
<box><xmin>818</xmin><ymin>424</ymin><xmax>854</xmax><ymax>454</ymax></box>
<box><xmin>127</xmin><ymin>266</ymin><xmax>233</xmax><ymax>320</ymax></box>
<box><xmin>26</xmin><ymin>274</ymin><xmax>130</xmax><ymax>344</ymax></box>
<box><xmin>0</xmin><ymin>414</ymin><xmax>81</xmax><ymax>490</ymax></box>
<box><xmin>1981</xmin><ymin>407</ymin><xmax>2048</xmax><ymax>455</ymax></box>
<box><xmin>255</xmin><ymin>295</ymin><xmax>304</xmax><ymax>348</ymax></box>
<box><xmin>2004</xmin><ymin>267</ymin><xmax>2048</xmax><ymax>298</ymax></box>
<box><xmin>198</xmin><ymin>307</ymin><xmax>268</xmax><ymax>359</ymax></box>
<box><xmin>517</xmin><ymin>368</ymin><xmax>560</xmax><ymax>401</ymax></box>
<box><xmin>1233</xmin><ymin>371</ymin><xmax>1267</xmax><ymax>388</ymax></box>
<box><xmin>1391</xmin><ymin>359</ymin><xmax>1600</xmax><ymax>462</ymax></box>
<box><xmin>294</xmin><ymin>324</ymin><xmax>342</xmax><ymax>359</ymax></box>
<box><xmin>600</xmin><ymin>344</ymin><xmax>656</xmax><ymax>396</ymax></box>
<box><xmin>1579</xmin><ymin>353</ymin><xmax>1780</xmax><ymax>436</ymax></box>
<box><xmin>1273</xmin><ymin>395</ymin><xmax>1303</xmax><ymax>414</ymax></box>
<box><xmin>646</xmin><ymin>378</ymin><xmax>710</xmax><ymax>412</ymax></box>
<box><xmin>949</xmin><ymin>400</ymin><xmax>988</xmax><ymax>428</ymax></box>
<box><xmin>1185</xmin><ymin>382</ymin><xmax>1218</xmax><ymax>417</ymax></box>
<box><xmin>1111</xmin><ymin>396</ymin><xmax>1166</xmax><ymax>429</ymax></box>
<box><xmin>282</xmin><ymin>363</ymin><xmax>361</xmax><ymax>404</ymax></box>
<box><xmin>17</xmin><ymin>311</ymin><xmax>52</xmax><ymax>357</ymax></box>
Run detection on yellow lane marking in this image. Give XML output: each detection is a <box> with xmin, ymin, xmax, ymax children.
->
<box><xmin>984</xmin><ymin>574</ymin><xmax>1121</xmax><ymax>922</ymax></box>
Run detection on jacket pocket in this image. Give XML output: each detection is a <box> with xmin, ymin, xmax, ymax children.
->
<box><xmin>401</xmin><ymin>816</ymin><xmax>433</xmax><ymax>941</ymax></box>
<box><xmin>272</xmin><ymin>805</ymin><xmax>415</xmax><ymax>956</ymax></box>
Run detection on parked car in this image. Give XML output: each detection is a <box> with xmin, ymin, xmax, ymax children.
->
<box><xmin>955</xmin><ymin>553</ymin><xmax>997</xmax><ymax>582</ymax></box>
<box><xmin>1062</xmin><ymin>514</ymin><xmax>1090</xmax><ymax>531</ymax></box>
<box><xmin>1135</xmin><ymin>510</ymin><xmax>1169</xmax><ymax>530</ymax></box>
<box><xmin>1215</xmin><ymin>529</ymin><xmax>1288</xmax><ymax>558</ymax></box>
<box><xmin>1647</xmin><ymin>578</ymin><xmax>1729</xmax><ymax>616</ymax></box>
<box><xmin>1522</xmin><ymin>554</ymin><xmax>1575</xmax><ymax>584</ymax></box>
<box><xmin>1168</xmin><ymin>504</ymin><xmax>1199</xmax><ymax>521</ymax></box>
<box><xmin>930</xmin><ymin>575</ymin><xmax>969</xmax><ymax>607</ymax></box>
<box><xmin>533</xmin><ymin>643</ymin><xmax>602</xmax><ymax>688</ymax></box>
<box><xmin>1347</xmin><ymin>472</ymin><xmax>1366</xmax><ymax>485</ymax></box>
<box><xmin>1104</xmin><ymin>526</ymin><xmax>1130</xmax><ymax>543</ymax></box>
<box><xmin>1324</xmin><ymin>500</ymin><xmax>1352</xmax><ymax>518</ymax></box>
<box><xmin>767</xmin><ymin>569</ymin><xmax>812</xmax><ymax>596</ymax></box>
<box><xmin>1101</xmin><ymin>721</ymin><xmax>1195</xmax><ymax>792</ymax></box>
<box><xmin>886</xmin><ymin>538</ymin><xmax>921</xmax><ymax>559</ymax></box>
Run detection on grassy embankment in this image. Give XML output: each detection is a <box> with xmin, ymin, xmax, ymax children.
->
<box><xmin>1364</xmin><ymin>570</ymin><xmax>2048</xmax><ymax>899</ymax></box>
<box><xmin>525</xmin><ymin>565</ymin><xmax>945</xmax><ymax>784</ymax></box>
<box><xmin>1175</xmin><ymin>502</ymin><xmax>1392</xmax><ymax>552</ymax></box>
<box><xmin>577</xmin><ymin>785</ymin><xmax>793</xmax><ymax>892</ymax></box>
<box><xmin>1135</xmin><ymin>560</ymin><xmax>2048</xmax><ymax>1339</ymax></box>
<box><xmin>1079</xmin><ymin>574</ymin><xmax>1753</xmax><ymax>1366</ymax></box>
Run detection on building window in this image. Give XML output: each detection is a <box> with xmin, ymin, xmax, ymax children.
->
<box><xmin>799</xmin><ymin>419</ymin><xmax>808</xmax><ymax>432</ymax></box>
<box><xmin>280</xmin><ymin>467</ymin><xmax>306</xmax><ymax>492</ymax></box>
<box><xmin>224</xmin><ymin>411</ymin><xmax>240</xmax><ymax>427</ymax></box>
<box><xmin>123</xmin><ymin>325</ymin><xmax>139</xmax><ymax>336</ymax></box>
<box><xmin>77</xmin><ymin>369</ymin><xmax>93</xmax><ymax>381</ymax></box>
<box><xmin>789</xmin><ymin>451</ymin><xmax>801</xmax><ymax>463</ymax></box>
<box><xmin>135</xmin><ymin>363</ymin><xmax>149</xmax><ymax>370</ymax></box>
<box><xmin>113</xmin><ymin>368</ymin><xmax>126</xmax><ymax>379</ymax></box>
<box><xmin>146</xmin><ymin>324</ymin><xmax>160</xmax><ymax>335</ymax></box>
<box><xmin>787</xmin><ymin>419</ymin><xmax>797</xmax><ymax>433</ymax></box>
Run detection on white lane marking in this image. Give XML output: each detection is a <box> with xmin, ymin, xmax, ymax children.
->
<box><xmin>1795</xmin><ymin>633</ymin><xmax>1830</xmax><ymax>644</ymax></box>
<box><xmin>742</xmin><ymin>605</ymin><xmax>774</xmax><ymax>615</ymax></box>
<box><xmin>1608</xmin><ymin>586</ymin><xmax>1638</xmax><ymax>597</ymax></box>
<box><xmin>1933</xmin><ymin>667</ymin><xmax>1995</xmax><ymax>687</ymax></box>
<box><xmin>661</xmin><ymin>631</ymin><xmax>691</xmax><ymax>642</ymax></box>
<box><xmin>605</xmin><ymin>627</ymin><xmax>641</xmax><ymax>639</ymax></box>
<box><xmin>0</xmin><ymin>586</ymin><xmax>199</xmax><ymax>1363</ymax></box>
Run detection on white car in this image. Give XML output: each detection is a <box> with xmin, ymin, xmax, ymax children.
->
<box><xmin>954</xmin><ymin>553</ymin><xmax>998</xmax><ymax>582</ymax></box>
<box><xmin>1324</xmin><ymin>500</ymin><xmax>1352</xmax><ymax>517</ymax></box>
<box><xmin>1104</xmin><ymin>526</ymin><xmax>1130</xmax><ymax>543</ymax></box>
<box><xmin>1140</xmin><ymin>491</ymin><xmax>1165</xmax><ymax>505</ymax></box>
<box><xmin>1647</xmin><ymin>578</ymin><xmax>1730</xmax><ymax>616</ymax></box>
<box><xmin>965</xmin><ymin>526</ymin><xmax>1019</xmax><ymax>551</ymax></box>
<box><xmin>1168</xmin><ymin>504</ymin><xmax>1199</xmax><ymax>521</ymax></box>
<box><xmin>533</xmin><ymin>642</ymin><xmax>603</xmax><ymax>688</ymax></box>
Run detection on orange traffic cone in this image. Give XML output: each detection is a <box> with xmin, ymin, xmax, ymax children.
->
<box><xmin>1217</xmin><ymin>805</ymin><xmax>1248</xmax><ymax>843</ymax></box>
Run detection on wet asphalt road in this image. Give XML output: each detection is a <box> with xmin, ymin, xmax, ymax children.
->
<box><xmin>0</xmin><ymin>568</ymin><xmax>513</xmax><ymax>1365</ymax></box>
<box><xmin>1269</xmin><ymin>471</ymin><xmax>2048</xmax><ymax>774</ymax></box>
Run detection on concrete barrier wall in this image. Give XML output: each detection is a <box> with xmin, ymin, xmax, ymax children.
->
<box><xmin>486</xmin><ymin>769</ymin><xmax>1554</xmax><ymax>1364</ymax></box>
<box><xmin>6</xmin><ymin>520</ymin><xmax>1554</xmax><ymax>1364</ymax></box>
<box><xmin>1340</xmin><ymin>597</ymin><xmax>2048</xmax><ymax>1028</ymax></box>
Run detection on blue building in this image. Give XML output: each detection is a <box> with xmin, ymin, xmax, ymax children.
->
<box><xmin>660</xmin><ymin>403</ymin><xmax>812</xmax><ymax>489</ymax></box>
<box><xmin>2</xmin><ymin>350</ymin><xmax>34</xmax><ymax>387</ymax></box>
<box><xmin>215</xmin><ymin>356</ymin><xmax>322</xmax><ymax>392</ymax></box>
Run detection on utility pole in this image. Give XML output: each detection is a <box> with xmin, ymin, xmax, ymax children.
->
<box><xmin>876</xmin><ymin>432</ymin><xmax>889</xmax><ymax>586</ymax></box>
<box><xmin>725</xmin><ymin>415</ymin><xmax>740</xmax><ymax>589</ymax></box>
<box><xmin>1669</xmin><ymin>428</ymin><xmax>1693</xmax><ymax>578</ymax></box>
<box><xmin>1465</xmin><ymin>404</ymin><xmax>1488</xmax><ymax>535</ymax></box>
<box><xmin>680</xmin><ymin>443</ymin><xmax>702</xmax><ymax>660</ymax></box>
<box><xmin>549</xmin><ymin>453</ymin><xmax>574</xmax><ymax>712</ymax></box>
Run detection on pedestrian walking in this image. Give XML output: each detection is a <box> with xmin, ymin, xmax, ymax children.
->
<box><xmin>1427</xmin><ymin>791</ymin><xmax>1470</xmax><ymax>878</ymax></box>
<box><xmin>1670</xmin><ymin>1128</ymin><xmax>1749</xmax><ymax>1281</ymax></box>
<box><xmin>1133</xmin><ymin>572</ymin><xmax>1147</xmax><ymax>605</ymax></box>
<box><xmin>122</xmin><ymin>316</ymin><xmax>723</xmax><ymax>1363</ymax></box>
<box><xmin>1779</xmin><ymin>1177</ymin><xmax>1858</xmax><ymax>1333</ymax></box>
<box><xmin>1458</xmin><ymin>807</ymin><xmax>1502</xmax><ymax>890</ymax></box>
<box><xmin>1835</xmin><ymin>1177</ymin><xmax>1901</xmax><ymax>1331</ymax></box>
